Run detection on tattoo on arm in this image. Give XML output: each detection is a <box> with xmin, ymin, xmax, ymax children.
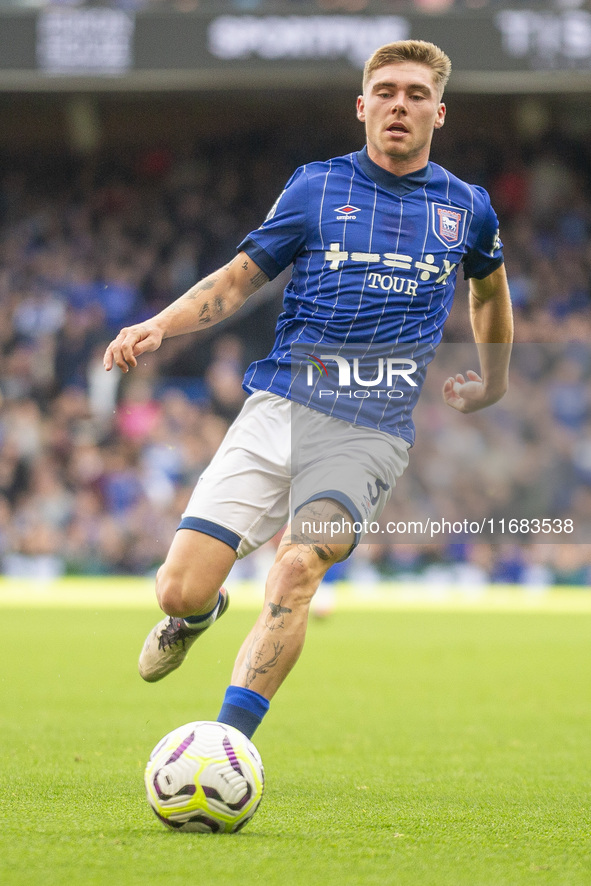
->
<box><xmin>184</xmin><ymin>277</ymin><xmax>217</xmax><ymax>303</ymax></box>
<box><xmin>198</xmin><ymin>302</ymin><xmax>211</xmax><ymax>325</ymax></box>
<box><xmin>179</xmin><ymin>283</ymin><xmax>226</xmax><ymax>326</ymax></box>
<box><xmin>249</xmin><ymin>270</ymin><xmax>269</xmax><ymax>290</ymax></box>
<box><xmin>166</xmin><ymin>260</ymin><xmax>246</xmax><ymax>327</ymax></box>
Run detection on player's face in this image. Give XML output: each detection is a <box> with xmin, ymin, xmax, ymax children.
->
<box><xmin>357</xmin><ymin>62</ymin><xmax>446</xmax><ymax>175</ymax></box>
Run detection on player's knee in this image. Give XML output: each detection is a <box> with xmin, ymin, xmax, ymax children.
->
<box><xmin>155</xmin><ymin>565</ymin><xmax>215</xmax><ymax>618</ymax></box>
<box><xmin>155</xmin><ymin>568</ymin><xmax>189</xmax><ymax>617</ymax></box>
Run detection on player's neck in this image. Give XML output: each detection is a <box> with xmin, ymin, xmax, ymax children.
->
<box><xmin>365</xmin><ymin>143</ymin><xmax>431</xmax><ymax>178</ymax></box>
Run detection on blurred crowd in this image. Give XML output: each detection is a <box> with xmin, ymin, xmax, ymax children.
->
<box><xmin>2</xmin><ymin>0</ymin><xmax>588</xmax><ymax>13</ymax></box>
<box><xmin>1</xmin><ymin>112</ymin><xmax>591</xmax><ymax>587</ymax></box>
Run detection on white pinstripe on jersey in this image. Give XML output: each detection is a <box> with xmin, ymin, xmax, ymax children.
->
<box><xmin>239</xmin><ymin>148</ymin><xmax>503</xmax><ymax>444</ymax></box>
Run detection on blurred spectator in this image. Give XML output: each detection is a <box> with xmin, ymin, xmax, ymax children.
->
<box><xmin>116</xmin><ymin>379</ymin><xmax>162</xmax><ymax>440</ymax></box>
<box><xmin>205</xmin><ymin>334</ymin><xmax>247</xmax><ymax>422</ymax></box>
<box><xmin>3</xmin><ymin>1</ymin><xmax>589</xmax><ymax>9</ymax></box>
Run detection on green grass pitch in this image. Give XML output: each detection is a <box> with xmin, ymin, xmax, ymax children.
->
<box><xmin>1</xmin><ymin>582</ymin><xmax>591</xmax><ymax>885</ymax></box>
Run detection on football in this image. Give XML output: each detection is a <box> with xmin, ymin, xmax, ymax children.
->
<box><xmin>144</xmin><ymin>720</ymin><xmax>265</xmax><ymax>833</ymax></box>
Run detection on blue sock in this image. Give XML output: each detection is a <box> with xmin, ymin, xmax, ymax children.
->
<box><xmin>217</xmin><ymin>685</ymin><xmax>270</xmax><ymax>739</ymax></box>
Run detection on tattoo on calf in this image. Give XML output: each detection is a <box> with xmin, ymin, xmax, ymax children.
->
<box><xmin>312</xmin><ymin>544</ymin><xmax>331</xmax><ymax>561</ymax></box>
<box><xmin>281</xmin><ymin>531</ymin><xmax>314</xmax><ymax>547</ymax></box>
<box><xmin>265</xmin><ymin>597</ymin><xmax>292</xmax><ymax>631</ymax></box>
<box><xmin>280</xmin><ymin>532</ymin><xmax>335</xmax><ymax>562</ymax></box>
<box><xmin>244</xmin><ymin>637</ymin><xmax>284</xmax><ymax>688</ymax></box>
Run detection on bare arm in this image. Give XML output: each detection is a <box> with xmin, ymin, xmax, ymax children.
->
<box><xmin>103</xmin><ymin>252</ymin><xmax>269</xmax><ymax>373</ymax></box>
<box><xmin>443</xmin><ymin>263</ymin><xmax>513</xmax><ymax>413</ymax></box>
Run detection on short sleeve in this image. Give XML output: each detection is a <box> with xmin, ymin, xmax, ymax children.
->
<box><xmin>462</xmin><ymin>187</ymin><xmax>504</xmax><ymax>280</ymax></box>
<box><xmin>237</xmin><ymin>167</ymin><xmax>308</xmax><ymax>280</ymax></box>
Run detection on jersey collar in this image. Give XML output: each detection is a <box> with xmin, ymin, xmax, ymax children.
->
<box><xmin>356</xmin><ymin>146</ymin><xmax>432</xmax><ymax>195</ymax></box>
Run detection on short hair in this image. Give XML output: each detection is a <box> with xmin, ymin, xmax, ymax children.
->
<box><xmin>363</xmin><ymin>40</ymin><xmax>452</xmax><ymax>98</ymax></box>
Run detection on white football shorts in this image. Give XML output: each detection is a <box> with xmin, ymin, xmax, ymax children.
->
<box><xmin>179</xmin><ymin>390</ymin><xmax>410</xmax><ymax>558</ymax></box>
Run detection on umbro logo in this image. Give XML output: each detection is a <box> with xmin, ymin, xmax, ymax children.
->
<box><xmin>335</xmin><ymin>204</ymin><xmax>360</xmax><ymax>220</ymax></box>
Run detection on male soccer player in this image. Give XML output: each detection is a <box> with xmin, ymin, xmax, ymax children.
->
<box><xmin>104</xmin><ymin>40</ymin><xmax>513</xmax><ymax>740</ymax></box>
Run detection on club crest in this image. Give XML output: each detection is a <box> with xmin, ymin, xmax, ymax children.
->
<box><xmin>432</xmin><ymin>203</ymin><xmax>466</xmax><ymax>247</ymax></box>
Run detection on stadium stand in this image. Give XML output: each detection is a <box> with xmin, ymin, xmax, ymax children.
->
<box><xmin>0</xmin><ymin>9</ymin><xmax>590</xmax><ymax>584</ymax></box>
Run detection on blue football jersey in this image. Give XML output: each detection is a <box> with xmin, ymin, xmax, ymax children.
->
<box><xmin>238</xmin><ymin>146</ymin><xmax>504</xmax><ymax>444</ymax></box>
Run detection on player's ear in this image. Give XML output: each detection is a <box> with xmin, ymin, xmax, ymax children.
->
<box><xmin>434</xmin><ymin>103</ymin><xmax>446</xmax><ymax>129</ymax></box>
<box><xmin>356</xmin><ymin>95</ymin><xmax>366</xmax><ymax>122</ymax></box>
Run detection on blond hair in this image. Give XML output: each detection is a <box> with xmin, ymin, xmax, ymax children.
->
<box><xmin>363</xmin><ymin>40</ymin><xmax>452</xmax><ymax>98</ymax></box>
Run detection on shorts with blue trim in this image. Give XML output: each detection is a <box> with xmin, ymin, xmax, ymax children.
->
<box><xmin>179</xmin><ymin>390</ymin><xmax>410</xmax><ymax>558</ymax></box>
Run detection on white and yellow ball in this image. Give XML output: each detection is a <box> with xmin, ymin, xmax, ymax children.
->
<box><xmin>145</xmin><ymin>721</ymin><xmax>264</xmax><ymax>833</ymax></box>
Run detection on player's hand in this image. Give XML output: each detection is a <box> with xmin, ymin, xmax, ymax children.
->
<box><xmin>103</xmin><ymin>322</ymin><xmax>164</xmax><ymax>373</ymax></box>
<box><xmin>442</xmin><ymin>370</ymin><xmax>505</xmax><ymax>413</ymax></box>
